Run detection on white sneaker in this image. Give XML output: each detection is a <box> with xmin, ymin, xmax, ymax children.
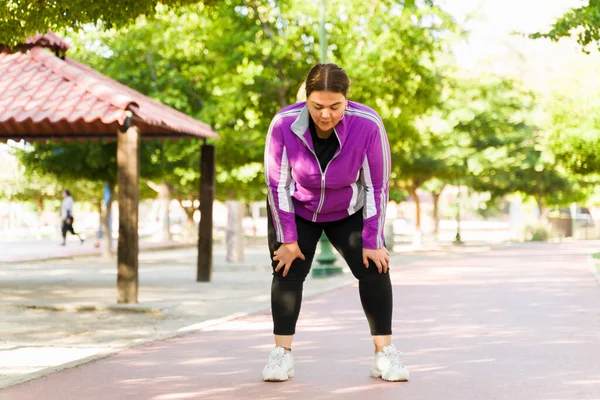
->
<box><xmin>262</xmin><ymin>347</ymin><xmax>294</xmax><ymax>382</ymax></box>
<box><xmin>370</xmin><ymin>344</ymin><xmax>409</xmax><ymax>381</ymax></box>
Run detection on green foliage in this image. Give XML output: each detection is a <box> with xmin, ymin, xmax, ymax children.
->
<box><xmin>0</xmin><ymin>151</ymin><xmax>60</xmax><ymax>210</ymax></box>
<box><xmin>525</xmin><ymin>223</ymin><xmax>551</xmax><ymax>242</ymax></box>
<box><xmin>424</xmin><ymin>74</ymin><xmax>532</xmax><ymax>190</ymax></box>
<box><xmin>546</xmin><ymin>90</ymin><xmax>600</xmax><ymax>176</ymax></box>
<box><xmin>1</xmin><ymin>146</ymin><xmax>104</xmax><ymax>210</ymax></box>
<box><xmin>62</xmin><ymin>0</ymin><xmax>456</xmax><ymax>202</ymax></box>
<box><xmin>0</xmin><ymin>0</ymin><xmax>220</xmax><ymax>48</ymax></box>
<box><xmin>17</xmin><ymin>141</ymin><xmax>117</xmax><ymax>185</ymax></box>
<box><xmin>530</xmin><ymin>0</ymin><xmax>600</xmax><ymax>53</ymax></box>
<box><xmin>15</xmin><ymin>1</ymin><xmax>573</xmax><ymax>211</ymax></box>
<box><xmin>331</xmin><ymin>0</ymin><xmax>456</xmax><ymax>191</ymax></box>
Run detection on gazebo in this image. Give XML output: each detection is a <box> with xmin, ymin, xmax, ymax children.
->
<box><xmin>0</xmin><ymin>32</ymin><xmax>220</xmax><ymax>303</ymax></box>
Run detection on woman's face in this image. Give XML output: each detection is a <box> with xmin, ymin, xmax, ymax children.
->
<box><xmin>306</xmin><ymin>91</ymin><xmax>347</xmax><ymax>134</ymax></box>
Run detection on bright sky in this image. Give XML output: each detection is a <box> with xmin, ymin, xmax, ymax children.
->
<box><xmin>439</xmin><ymin>0</ymin><xmax>584</xmax><ymax>32</ymax></box>
<box><xmin>438</xmin><ymin>0</ymin><xmax>595</xmax><ymax>91</ymax></box>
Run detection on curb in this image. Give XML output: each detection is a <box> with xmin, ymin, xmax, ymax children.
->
<box><xmin>0</xmin><ymin>303</ymin><xmax>167</xmax><ymax>315</ymax></box>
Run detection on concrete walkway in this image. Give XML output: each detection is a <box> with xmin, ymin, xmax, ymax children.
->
<box><xmin>1</xmin><ymin>241</ymin><xmax>599</xmax><ymax>399</ymax></box>
<box><xmin>0</xmin><ymin>239</ymin><xmax>195</xmax><ymax>263</ymax></box>
<box><xmin>0</xmin><ymin>244</ymin><xmax>371</xmax><ymax>387</ymax></box>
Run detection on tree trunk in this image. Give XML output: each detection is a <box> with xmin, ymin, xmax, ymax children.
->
<box><xmin>34</xmin><ymin>197</ymin><xmax>44</xmax><ymax>213</ymax></box>
<box><xmin>535</xmin><ymin>196</ymin><xmax>545</xmax><ymax>220</ymax></box>
<box><xmin>226</xmin><ymin>198</ymin><xmax>245</xmax><ymax>263</ymax></box>
<box><xmin>158</xmin><ymin>181</ymin><xmax>172</xmax><ymax>242</ymax></box>
<box><xmin>147</xmin><ymin>180</ymin><xmax>172</xmax><ymax>242</ymax></box>
<box><xmin>432</xmin><ymin>186</ymin><xmax>445</xmax><ymax>240</ymax></box>
<box><xmin>34</xmin><ymin>197</ymin><xmax>44</xmax><ymax>240</ymax></box>
<box><xmin>174</xmin><ymin>196</ymin><xmax>196</xmax><ymax>240</ymax></box>
<box><xmin>408</xmin><ymin>185</ymin><xmax>422</xmax><ymax>247</ymax></box>
<box><xmin>117</xmin><ymin>126</ymin><xmax>139</xmax><ymax>303</ymax></box>
<box><xmin>175</xmin><ymin>197</ymin><xmax>196</xmax><ymax>223</ymax></box>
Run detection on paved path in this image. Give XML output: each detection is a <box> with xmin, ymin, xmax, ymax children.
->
<box><xmin>0</xmin><ymin>245</ymin><xmax>373</xmax><ymax>386</ymax></box>
<box><xmin>1</xmin><ymin>241</ymin><xmax>600</xmax><ymax>399</ymax></box>
<box><xmin>0</xmin><ymin>239</ymin><xmax>194</xmax><ymax>263</ymax></box>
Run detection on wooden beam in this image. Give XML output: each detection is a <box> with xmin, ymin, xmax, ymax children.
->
<box><xmin>117</xmin><ymin>125</ymin><xmax>140</xmax><ymax>303</ymax></box>
<box><xmin>197</xmin><ymin>143</ymin><xmax>215</xmax><ymax>282</ymax></box>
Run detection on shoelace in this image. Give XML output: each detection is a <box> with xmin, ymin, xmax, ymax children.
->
<box><xmin>384</xmin><ymin>346</ymin><xmax>405</xmax><ymax>368</ymax></box>
<box><xmin>269</xmin><ymin>351</ymin><xmax>286</xmax><ymax>369</ymax></box>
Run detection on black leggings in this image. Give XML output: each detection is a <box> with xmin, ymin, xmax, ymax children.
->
<box><xmin>268</xmin><ymin>207</ymin><xmax>393</xmax><ymax>336</ymax></box>
<box><xmin>61</xmin><ymin>218</ymin><xmax>77</xmax><ymax>239</ymax></box>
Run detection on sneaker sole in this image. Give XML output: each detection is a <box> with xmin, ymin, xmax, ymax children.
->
<box><xmin>370</xmin><ymin>368</ymin><xmax>409</xmax><ymax>382</ymax></box>
<box><xmin>262</xmin><ymin>368</ymin><xmax>294</xmax><ymax>382</ymax></box>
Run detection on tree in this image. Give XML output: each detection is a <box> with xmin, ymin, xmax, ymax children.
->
<box><xmin>530</xmin><ymin>0</ymin><xmax>600</xmax><ymax>53</ymax></box>
<box><xmin>546</xmin><ymin>91</ymin><xmax>600</xmax><ymax>177</ymax></box>
<box><xmin>15</xmin><ymin>141</ymin><xmax>117</xmax><ymax>251</ymax></box>
<box><xmin>18</xmin><ymin>0</ymin><xmax>462</xmax><ymax>252</ymax></box>
<box><xmin>541</xmin><ymin>60</ymin><xmax>600</xmax><ymax>181</ymax></box>
<box><xmin>0</xmin><ymin>148</ymin><xmax>61</xmax><ymax>213</ymax></box>
<box><xmin>66</xmin><ymin>2</ymin><xmax>306</xmax><ymax>203</ymax></box>
<box><xmin>66</xmin><ymin>0</ymin><xmax>456</xmax><ymax>204</ymax></box>
<box><xmin>1</xmin><ymin>145</ymin><xmax>111</xmax><ymax>242</ymax></box>
<box><xmin>0</xmin><ymin>0</ymin><xmax>219</xmax><ymax>48</ymax></box>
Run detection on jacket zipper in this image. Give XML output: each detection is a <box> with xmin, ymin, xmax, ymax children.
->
<box><xmin>298</xmin><ymin>128</ymin><xmax>342</xmax><ymax>222</ymax></box>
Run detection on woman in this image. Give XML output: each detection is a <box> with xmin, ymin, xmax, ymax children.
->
<box><xmin>60</xmin><ymin>189</ymin><xmax>84</xmax><ymax>246</ymax></box>
<box><xmin>262</xmin><ymin>63</ymin><xmax>408</xmax><ymax>382</ymax></box>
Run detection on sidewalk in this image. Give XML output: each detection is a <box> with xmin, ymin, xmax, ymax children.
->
<box><xmin>1</xmin><ymin>241</ymin><xmax>599</xmax><ymax>399</ymax></box>
<box><xmin>0</xmin><ymin>244</ymin><xmax>434</xmax><ymax>389</ymax></box>
<box><xmin>0</xmin><ymin>238</ymin><xmax>195</xmax><ymax>264</ymax></box>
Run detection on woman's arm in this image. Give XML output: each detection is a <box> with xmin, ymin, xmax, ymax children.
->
<box><xmin>360</xmin><ymin>121</ymin><xmax>391</xmax><ymax>250</ymax></box>
<box><xmin>264</xmin><ymin>117</ymin><xmax>298</xmax><ymax>244</ymax></box>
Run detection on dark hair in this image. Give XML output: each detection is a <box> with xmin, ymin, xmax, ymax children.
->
<box><xmin>305</xmin><ymin>63</ymin><xmax>350</xmax><ymax>99</ymax></box>
<box><xmin>63</xmin><ymin>189</ymin><xmax>71</xmax><ymax>196</ymax></box>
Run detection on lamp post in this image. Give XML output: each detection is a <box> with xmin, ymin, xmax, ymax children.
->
<box><xmin>311</xmin><ymin>0</ymin><xmax>343</xmax><ymax>277</ymax></box>
<box><xmin>454</xmin><ymin>184</ymin><xmax>462</xmax><ymax>245</ymax></box>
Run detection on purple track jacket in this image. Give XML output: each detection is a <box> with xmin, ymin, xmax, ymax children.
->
<box><xmin>264</xmin><ymin>101</ymin><xmax>391</xmax><ymax>250</ymax></box>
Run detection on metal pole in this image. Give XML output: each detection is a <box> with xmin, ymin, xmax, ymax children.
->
<box><xmin>320</xmin><ymin>0</ymin><xmax>327</xmax><ymax>63</ymax></box>
<box><xmin>312</xmin><ymin>0</ymin><xmax>343</xmax><ymax>277</ymax></box>
<box><xmin>454</xmin><ymin>185</ymin><xmax>462</xmax><ymax>245</ymax></box>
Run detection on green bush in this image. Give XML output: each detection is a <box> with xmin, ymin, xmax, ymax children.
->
<box><xmin>526</xmin><ymin>223</ymin><xmax>551</xmax><ymax>242</ymax></box>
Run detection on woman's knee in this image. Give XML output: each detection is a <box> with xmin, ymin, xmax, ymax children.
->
<box><xmin>272</xmin><ymin>259</ymin><xmax>313</xmax><ymax>281</ymax></box>
<box><xmin>352</xmin><ymin>264</ymin><xmax>391</xmax><ymax>281</ymax></box>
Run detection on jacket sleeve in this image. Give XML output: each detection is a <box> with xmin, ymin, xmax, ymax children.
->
<box><xmin>264</xmin><ymin>116</ymin><xmax>298</xmax><ymax>243</ymax></box>
<box><xmin>360</xmin><ymin>121</ymin><xmax>391</xmax><ymax>249</ymax></box>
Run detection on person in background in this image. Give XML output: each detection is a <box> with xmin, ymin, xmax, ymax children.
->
<box><xmin>262</xmin><ymin>63</ymin><xmax>409</xmax><ymax>383</ymax></box>
<box><xmin>60</xmin><ymin>189</ymin><xmax>84</xmax><ymax>246</ymax></box>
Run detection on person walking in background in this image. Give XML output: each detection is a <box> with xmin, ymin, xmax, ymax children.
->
<box><xmin>262</xmin><ymin>63</ymin><xmax>409</xmax><ymax>383</ymax></box>
<box><xmin>60</xmin><ymin>189</ymin><xmax>84</xmax><ymax>246</ymax></box>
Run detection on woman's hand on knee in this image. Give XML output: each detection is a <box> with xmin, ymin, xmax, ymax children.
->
<box><xmin>362</xmin><ymin>247</ymin><xmax>390</xmax><ymax>274</ymax></box>
<box><xmin>274</xmin><ymin>241</ymin><xmax>306</xmax><ymax>277</ymax></box>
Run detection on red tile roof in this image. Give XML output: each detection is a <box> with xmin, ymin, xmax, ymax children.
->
<box><xmin>0</xmin><ymin>45</ymin><xmax>218</xmax><ymax>141</ymax></box>
<box><xmin>24</xmin><ymin>32</ymin><xmax>71</xmax><ymax>52</ymax></box>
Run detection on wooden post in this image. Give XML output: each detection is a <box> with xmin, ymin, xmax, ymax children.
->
<box><xmin>117</xmin><ymin>125</ymin><xmax>140</xmax><ymax>303</ymax></box>
<box><xmin>197</xmin><ymin>143</ymin><xmax>215</xmax><ymax>282</ymax></box>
